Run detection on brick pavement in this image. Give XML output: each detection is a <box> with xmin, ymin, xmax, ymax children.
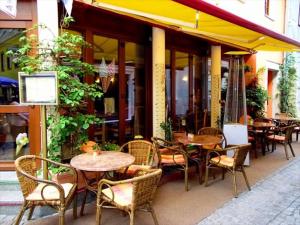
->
<box><xmin>197</xmin><ymin>156</ymin><xmax>300</xmax><ymax>225</ymax></box>
<box><xmin>2</xmin><ymin>151</ymin><xmax>300</xmax><ymax>225</ymax></box>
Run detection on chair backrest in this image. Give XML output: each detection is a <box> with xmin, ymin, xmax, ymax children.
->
<box><xmin>198</xmin><ymin>127</ymin><xmax>227</xmax><ymax>147</ymax></box>
<box><xmin>120</xmin><ymin>140</ymin><xmax>154</xmax><ymax>166</ymax></box>
<box><xmin>151</xmin><ymin>137</ymin><xmax>185</xmax><ymax>163</ymax></box>
<box><xmin>233</xmin><ymin>144</ymin><xmax>251</xmax><ymax>167</ymax></box>
<box><xmin>132</xmin><ymin>168</ymin><xmax>162</xmax><ymax>208</ymax></box>
<box><xmin>172</xmin><ymin>131</ymin><xmax>186</xmax><ymax>142</ymax></box>
<box><xmin>15</xmin><ymin>155</ymin><xmax>39</xmax><ymax>198</ymax></box>
<box><xmin>284</xmin><ymin>125</ymin><xmax>296</xmax><ymax>141</ymax></box>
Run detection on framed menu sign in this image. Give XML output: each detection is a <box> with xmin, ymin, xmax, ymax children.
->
<box><xmin>18</xmin><ymin>71</ymin><xmax>58</xmax><ymax>105</ymax></box>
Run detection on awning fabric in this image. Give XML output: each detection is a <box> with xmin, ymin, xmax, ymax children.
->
<box><xmin>79</xmin><ymin>0</ymin><xmax>300</xmax><ymax>53</ymax></box>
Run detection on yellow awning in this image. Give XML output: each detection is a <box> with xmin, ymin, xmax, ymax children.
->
<box><xmin>78</xmin><ymin>0</ymin><xmax>300</xmax><ymax>53</ymax></box>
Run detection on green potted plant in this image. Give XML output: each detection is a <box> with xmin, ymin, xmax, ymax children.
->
<box><xmin>160</xmin><ymin>118</ymin><xmax>173</xmax><ymax>141</ymax></box>
<box><xmin>7</xmin><ymin>17</ymin><xmax>103</xmax><ymax>173</ymax></box>
<box><xmin>246</xmin><ymin>68</ymin><xmax>268</xmax><ymax>119</ymax></box>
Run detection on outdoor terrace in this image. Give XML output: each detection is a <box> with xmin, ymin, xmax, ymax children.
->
<box><xmin>10</xmin><ymin>140</ymin><xmax>300</xmax><ymax>225</ymax></box>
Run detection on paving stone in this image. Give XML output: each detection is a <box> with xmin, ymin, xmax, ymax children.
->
<box><xmin>198</xmin><ymin>155</ymin><xmax>300</xmax><ymax>225</ymax></box>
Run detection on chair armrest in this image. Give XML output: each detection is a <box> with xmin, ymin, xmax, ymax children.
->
<box><xmin>40</xmin><ymin>157</ymin><xmax>78</xmax><ymax>184</ymax></box>
<box><xmin>17</xmin><ymin>169</ymin><xmax>66</xmax><ymax>203</ymax></box>
<box><xmin>206</xmin><ymin>145</ymin><xmax>238</xmax><ymax>164</ymax></box>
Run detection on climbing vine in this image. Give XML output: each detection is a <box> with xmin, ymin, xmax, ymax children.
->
<box><xmin>278</xmin><ymin>53</ymin><xmax>297</xmax><ymax>117</ymax></box>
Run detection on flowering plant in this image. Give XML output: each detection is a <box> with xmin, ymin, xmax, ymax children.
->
<box><xmin>16</xmin><ymin>133</ymin><xmax>29</xmax><ymax>156</ymax></box>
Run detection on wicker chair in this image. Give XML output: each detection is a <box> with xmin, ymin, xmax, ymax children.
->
<box><xmin>151</xmin><ymin>137</ymin><xmax>201</xmax><ymax>191</ymax></box>
<box><xmin>96</xmin><ymin>168</ymin><xmax>162</xmax><ymax>225</ymax></box>
<box><xmin>266</xmin><ymin>125</ymin><xmax>296</xmax><ymax>160</ymax></box>
<box><xmin>197</xmin><ymin>127</ymin><xmax>227</xmax><ymax>148</ymax></box>
<box><xmin>204</xmin><ymin>144</ymin><xmax>251</xmax><ymax>197</ymax></box>
<box><xmin>14</xmin><ymin>155</ymin><xmax>78</xmax><ymax>225</ymax></box>
<box><xmin>118</xmin><ymin>140</ymin><xmax>156</xmax><ymax>177</ymax></box>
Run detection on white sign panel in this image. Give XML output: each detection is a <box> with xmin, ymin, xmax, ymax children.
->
<box><xmin>223</xmin><ymin>123</ymin><xmax>250</xmax><ymax>165</ymax></box>
<box><xmin>19</xmin><ymin>72</ymin><xmax>58</xmax><ymax>105</ymax></box>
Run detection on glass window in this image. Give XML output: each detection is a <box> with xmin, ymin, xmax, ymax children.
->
<box><xmin>93</xmin><ymin>34</ymin><xmax>119</xmax><ymax>143</ymax></box>
<box><xmin>165</xmin><ymin>50</ymin><xmax>171</xmax><ymax>117</ymax></box>
<box><xmin>175</xmin><ymin>51</ymin><xmax>189</xmax><ymax>117</ymax></box>
<box><xmin>125</xmin><ymin>41</ymin><xmax>145</xmax><ymax>140</ymax></box>
<box><xmin>0</xmin><ymin>28</ymin><xmax>24</xmax><ymax>105</ymax></box>
<box><xmin>0</xmin><ymin>112</ymin><xmax>29</xmax><ymax>160</ymax></box>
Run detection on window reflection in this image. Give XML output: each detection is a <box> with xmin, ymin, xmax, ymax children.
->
<box><xmin>93</xmin><ymin>35</ymin><xmax>119</xmax><ymax>143</ymax></box>
<box><xmin>175</xmin><ymin>51</ymin><xmax>189</xmax><ymax>129</ymax></box>
<box><xmin>0</xmin><ymin>113</ymin><xmax>29</xmax><ymax>160</ymax></box>
<box><xmin>0</xmin><ymin>28</ymin><xmax>24</xmax><ymax>105</ymax></box>
<box><xmin>125</xmin><ymin>42</ymin><xmax>145</xmax><ymax>141</ymax></box>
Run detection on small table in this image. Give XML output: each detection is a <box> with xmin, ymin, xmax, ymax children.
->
<box><xmin>70</xmin><ymin>151</ymin><xmax>135</xmax><ymax>172</ymax></box>
<box><xmin>177</xmin><ymin>134</ymin><xmax>222</xmax><ymax>184</ymax></box>
<box><xmin>70</xmin><ymin>151</ymin><xmax>135</xmax><ymax>215</ymax></box>
<box><xmin>177</xmin><ymin>134</ymin><xmax>222</xmax><ymax>147</ymax></box>
<box><xmin>250</xmin><ymin>122</ymin><xmax>275</xmax><ymax>155</ymax></box>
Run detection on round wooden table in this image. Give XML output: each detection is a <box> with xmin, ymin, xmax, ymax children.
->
<box><xmin>178</xmin><ymin>134</ymin><xmax>222</xmax><ymax>146</ymax></box>
<box><xmin>70</xmin><ymin>151</ymin><xmax>135</xmax><ymax>172</ymax></box>
<box><xmin>71</xmin><ymin>151</ymin><xmax>135</xmax><ymax>216</ymax></box>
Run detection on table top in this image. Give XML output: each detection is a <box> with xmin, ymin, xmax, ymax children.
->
<box><xmin>272</xmin><ymin>117</ymin><xmax>299</xmax><ymax>122</ymax></box>
<box><xmin>251</xmin><ymin>122</ymin><xmax>275</xmax><ymax>128</ymax></box>
<box><xmin>178</xmin><ymin>134</ymin><xmax>222</xmax><ymax>146</ymax></box>
<box><xmin>70</xmin><ymin>151</ymin><xmax>135</xmax><ymax>172</ymax></box>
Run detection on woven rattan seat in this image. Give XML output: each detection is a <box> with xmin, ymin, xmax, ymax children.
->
<box><xmin>14</xmin><ymin>155</ymin><xmax>78</xmax><ymax>225</ymax></box>
<box><xmin>118</xmin><ymin>140</ymin><xmax>156</xmax><ymax>177</ymax></box>
<box><xmin>204</xmin><ymin>144</ymin><xmax>251</xmax><ymax>197</ymax></box>
<box><xmin>151</xmin><ymin>137</ymin><xmax>201</xmax><ymax>191</ymax></box>
<box><xmin>96</xmin><ymin>168</ymin><xmax>162</xmax><ymax>225</ymax></box>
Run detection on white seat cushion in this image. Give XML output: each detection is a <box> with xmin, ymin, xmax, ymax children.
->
<box><xmin>26</xmin><ymin>183</ymin><xmax>74</xmax><ymax>201</ymax></box>
<box><xmin>102</xmin><ymin>183</ymin><xmax>133</xmax><ymax>207</ymax></box>
<box><xmin>210</xmin><ymin>155</ymin><xmax>234</xmax><ymax>167</ymax></box>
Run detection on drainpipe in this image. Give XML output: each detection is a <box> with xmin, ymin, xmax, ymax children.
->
<box><xmin>211</xmin><ymin>45</ymin><xmax>221</xmax><ymax>128</ymax></box>
<box><xmin>152</xmin><ymin>27</ymin><xmax>166</xmax><ymax>138</ymax></box>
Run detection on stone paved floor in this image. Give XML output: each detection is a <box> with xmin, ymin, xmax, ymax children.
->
<box><xmin>197</xmin><ymin>156</ymin><xmax>300</xmax><ymax>225</ymax></box>
<box><xmin>2</xmin><ymin>148</ymin><xmax>300</xmax><ymax>225</ymax></box>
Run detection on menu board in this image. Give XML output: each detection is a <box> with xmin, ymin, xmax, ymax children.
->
<box><xmin>18</xmin><ymin>71</ymin><xmax>58</xmax><ymax>105</ymax></box>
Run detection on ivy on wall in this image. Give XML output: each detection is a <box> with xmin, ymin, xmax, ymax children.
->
<box><xmin>278</xmin><ymin>53</ymin><xmax>297</xmax><ymax>117</ymax></box>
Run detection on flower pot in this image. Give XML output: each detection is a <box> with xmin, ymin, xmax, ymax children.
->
<box><xmin>80</xmin><ymin>141</ymin><xmax>101</xmax><ymax>154</ymax></box>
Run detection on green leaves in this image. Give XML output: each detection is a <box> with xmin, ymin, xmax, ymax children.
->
<box><xmin>278</xmin><ymin>53</ymin><xmax>297</xmax><ymax>117</ymax></box>
<box><xmin>9</xmin><ymin>17</ymin><xmax>103</xmax><ymax>173</ymax></box>
<box><xmin>246</xmin><ymin>69</ymin><xmax>268</xmax><ymax>118</ymax></box>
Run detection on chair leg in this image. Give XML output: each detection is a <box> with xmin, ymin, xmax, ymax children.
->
<box><xmin>58</xmin><ymin>208</ymin><xmax>65</xmax><ymax>225</ymax></box>
<box><xmin>232</xmin><ymin>171</ymin><xmax>238</xmax><ymax>198</ymax></box>
<box><xmin>14</xmin><ymin>202</ymin><xmax>27</xmax><ymax>225</ymax></box>
<box><xmin>27</xmin><ymin>206</ymin><xmax>35</xmax><ymax>220</ymax></box>
<box><xmin>73</xmin><ymin>193</ymin><xmax>77</xmax><ymax>219</ymax></box>
<box><xmin>288</xmin><ymin>143</ymin><xmax>296</xmax><ymax>157</ymax></box>
<box><xmin>95</xmin><ymin>201</ymin><xmax>102</xmax><ymax>225</ymax></box>
<box><xmin>80</xmin><ymin>189</ymin><xmax>88</xmax><ymax>216</ymax></box>
<box><xmin>149</xmin><ymin>205</ymin><xmax>159</xmax><ymax>225</ymax></box>
<box><xmin>222</xmin><ymin>168</ymin><xmax>226</xmax><ymax>180</ymax></box>
<box><xmin>204</xmin><ymin>166</ymin><xmax>209</xmax><ymax>187</ymax></box>
<box><xmin>129</xmin><ymin>210</ymin><xmax>135</xmax><ymax>225</ymax></box>
<box><xmin>184</xmin><ymin>167</ymin><xmax>189</xmax><ymax>191</ymax></box>
<box><xmin>241</xmin><ymin>167</ymin><xmax>251</xmax><ymax>191</ymax></box>
<box><xmin>283</xmin><ymin>143</ymin><xmax>289</xmax><ymax>160</ymax></box>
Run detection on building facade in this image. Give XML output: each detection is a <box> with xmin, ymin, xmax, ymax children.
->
<box><xmin>0</xmin><ymin>0</ymin><xmax>299</xmax><ymax>171</ymax></box>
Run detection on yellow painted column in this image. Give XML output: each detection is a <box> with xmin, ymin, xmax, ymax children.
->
<box><xmin>211</xmin><ymin>45</ymin><xmax>221</xmax><ymax>128</ymax></box>
<box><xmin>152</xmin><ymin>27</ymin><xmax>166</xmax><ymax>138</ymax></box>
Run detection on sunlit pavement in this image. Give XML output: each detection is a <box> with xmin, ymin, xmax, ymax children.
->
<box><xmin>198</xmin><ymin>152</ymin><xmax>300</xmax><ymax>225</ymax></box>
